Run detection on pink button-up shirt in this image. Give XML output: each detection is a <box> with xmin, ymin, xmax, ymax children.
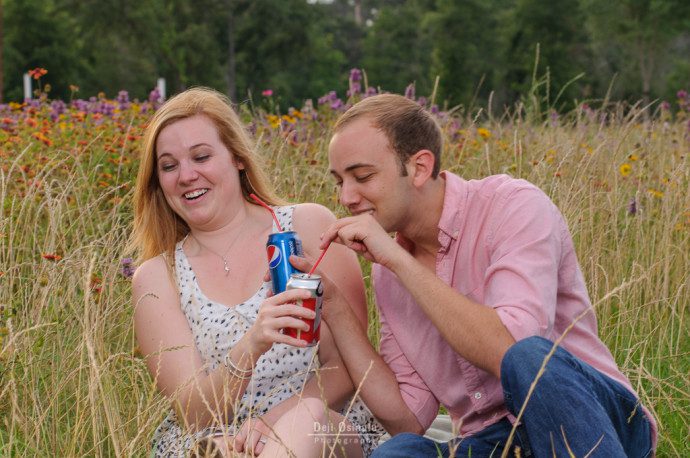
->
<box><xmin>374</xmin><ymin>171</ymin><xmax>657</xmax><ymax>446</ymax></box>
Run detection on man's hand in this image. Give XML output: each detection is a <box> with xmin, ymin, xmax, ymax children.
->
<box><xmin>319</xmin><ymin>214</ymin><xmax>402</xmax><ymax>268</ymax></box>
<box><xmin>289</xmin><ymin>255</ymin><xmax>351</xmax><ymax>324</ymax></box>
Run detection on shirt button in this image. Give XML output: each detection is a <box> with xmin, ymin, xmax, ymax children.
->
<box><xmin>474</xmin><ymin>392</ymin><xmax>482</xmax><ymax>400</ymax></box>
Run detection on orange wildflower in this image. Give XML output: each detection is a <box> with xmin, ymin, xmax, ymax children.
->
<box><xmin>28</xmin><ymin>68</ymin><xmax>48</xmax><ymax>80</ymax></box>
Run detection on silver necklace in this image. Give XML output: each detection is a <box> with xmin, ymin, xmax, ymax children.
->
<box><xmin>189</xmin><ymin>229</ymin><xmax>244</xmax><ymax>276</ymax></box>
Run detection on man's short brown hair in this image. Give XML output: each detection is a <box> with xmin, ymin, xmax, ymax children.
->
<box><xmin>333</xmin><ymin>94</ymin><xmax>443</xmax><ymax>178</ymax></box>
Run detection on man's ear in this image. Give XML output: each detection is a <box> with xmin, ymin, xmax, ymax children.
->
<box><xmin>409</xmin><ymin>150</ymin><xmax>435</xmax><ymax>187</ymax></box>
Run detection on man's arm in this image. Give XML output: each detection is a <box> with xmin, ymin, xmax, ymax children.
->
<box><xmin>320</xmin><ymin>215</ymin><xmax>515</xmax><ymax>379</ymax></box>
<box><xmin>323</xmin><ymin>291</ymin><xmax>426</xmax><ymax>436</ymax></box>
<box><xmin>385</xmin><ymin>248</ymin><xmax>515</xmax><ymax>378</ymax></box>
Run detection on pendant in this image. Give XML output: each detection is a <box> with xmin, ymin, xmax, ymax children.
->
<box><xmin>223</xmin><ymin>258</ymin><xmax>230</xmax><ymax>275</ymax></box>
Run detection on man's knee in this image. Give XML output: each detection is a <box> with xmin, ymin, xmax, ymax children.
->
<box><xmin>500</xmin><ymin>336</ymin><xmax>555</xmax><ymax>390</ymax></box>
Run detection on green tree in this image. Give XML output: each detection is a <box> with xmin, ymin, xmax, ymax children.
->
<box><xmin>502</xmin><ymin>0</ymin><xmax>592</xmax><ymax>112</ymax></box>
<box><xmin>426</xmin><ymin>0</ymin><xmax>504</xmax><ymax>109</ymax></box>
<box><xmin>361</xmin><ymin>0</ymin><xmax>435</xmax><ymax>97</ymax></box>
<box><xmin>583</xmin><ymin>0</ymin><xmax>690</xmax><ymax>105</ymax></box>
<box><xmin>64</xmin><ymin>0</ymin><xmax>228</xmax><ymax>99</ymax></box>
<box><xmin>232</xmin><ymin>0</ymin><xmax>346</xmax><ymax>107</ymax></box>
<box><xmin>4</xmin><ymin>0</ymin><xmax>83</xmax><ymax>100</ymax></box>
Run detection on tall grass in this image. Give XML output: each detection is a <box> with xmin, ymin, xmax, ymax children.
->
<box><xmin>0</xmin><ymin>95</ymin><xmax>688</xmax><ymax>456</ymax></box>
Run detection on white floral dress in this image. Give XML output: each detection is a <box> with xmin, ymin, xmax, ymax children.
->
<box><xmin>152</xmin><ymin>205</ymin><xmax>383</xmax><ymax>457</ymax></box>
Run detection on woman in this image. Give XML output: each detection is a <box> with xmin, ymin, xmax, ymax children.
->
<box><xmin>130</xmin><ymin>87</ymin><xmax>381</xmax><ymax>457</ymax></box>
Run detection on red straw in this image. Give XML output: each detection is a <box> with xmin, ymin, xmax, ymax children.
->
<box><xmin>308</xmin><ymin>241</ymin><xmax>331</xmax><ymax>277</ymax></box>
<box><xmin>249</xmin><ymin>193</ymin><xmax>283</xmax><ymax>232</ymax></box>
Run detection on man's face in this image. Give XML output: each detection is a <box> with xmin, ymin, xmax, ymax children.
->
<box><xmin>328</xmin><ymin>117</ymin><xmax>412</xmax><ymax>232</ymax></box>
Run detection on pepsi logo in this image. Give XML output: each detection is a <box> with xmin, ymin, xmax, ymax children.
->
<box><xmin>267</xmin><ymin>244</ymin><xmax>282</xmax><ymax>268</ymax></box>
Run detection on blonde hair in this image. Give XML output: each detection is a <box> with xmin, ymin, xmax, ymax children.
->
<box><xmin>130</xmin><ymin>87</ymin><xmax>284</xmax><ymax>262</ymax></box>
<box><xmin>334</xmin><ymin>94</ymin><xmax>443</xmax><ymax>177</ymax></box>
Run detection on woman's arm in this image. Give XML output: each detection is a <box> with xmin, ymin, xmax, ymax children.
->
<box><xmin>233</xmin><ymin>204</ymin><xmax>369</xmax><ymax>451</ymax></box>
<box><xmin>133</xmin><ymin>255</ymin><xmax>314</xmax><ymax>430</ymax></box>
<box><xmin>237</xmin><ymin>204</ymin><xmax>365</xmax><ymax>421</ymax></box>
<box><xmin>133</xmin><ymin>255</ymin><xmax>247</xmax><ymax>429</ymax></box>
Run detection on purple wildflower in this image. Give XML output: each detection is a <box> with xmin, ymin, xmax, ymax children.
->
<box><xmin>101</xmin><ymin>102</ymin><xmax>115</xmax><ymax>117</ymax></box>
<box><xmin>550</xmin><ymin>110</ymin><xmax>560</xmax><ymax>127</ymax></box>
<box><xmin>318</xmin><ymin>91</ymin><xmax>337</xmax><ymax>106</ymax></box>
<box><xmin>404</xmin><ymin>84</ymin><xmax>415</xmax><ymax>100</ymax></box>
<box><xmin>50</xmin><ymin>100</ymin><xmax>66</xmax><ymax>121</ymax></box>
<box><xmin>246</xmin><ymin>121</ymin><xmax>257</xmax><ymax>136</ymax></box>
<box><xmin>72</xmin><ymin>99</ymin><xmax>88</xmax><ymax>112</ymax></box>
<box><xmin>677</xmin><ymin>89</ymin><xmax>689</xmax><ymax>111</ymax></box>
<box><xmin>627</xmin><ymin>196</ymin><xmax>638</xmax><ymax>216</ymax></box>
<box><xmin>364</xmin><ymin>87</ymin><xmax>378</xmax><ymax>98</ymax></box>
<box><xmin>349</xmin><ymin>68</ymin><xmax>362</xmax><ymax>83</ymax></box>
<box><xmin>117</xmin><ymin>90</ymin><xmax>129</xmax><ymax>104</ymax></box>
<box><xmin>660</xmin><ymin>101</ymin><xmax>670</xmax><ymax>111</ymax></box>
<box><xmin>149</xmin><ymin>88</ymin><xmax>162</xmax><ymax>108</ymax></box>
<box><xmin>117</xmin><ymin>90</ymin><xmax>131</xmax><ymax>110</ymax></box>
<box><xmin>347</xmin><ymin>82</ymin><xmax>361</xmax><ymax>98</ymax></box>
<box><xmin>120</xmin><ymin>258</ymin><xmax>136</xmax><ymax>278</ymax></box>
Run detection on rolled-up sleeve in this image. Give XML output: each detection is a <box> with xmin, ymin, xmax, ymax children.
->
<box><xmin>484</xmin><ymin>186</ymin><xmax>562</xmax><ymax>342</ymax></box>
<box><xmin>379</xmin><ymin>319</ymin><xmax>440</xmax><ymax>430</ymax></box>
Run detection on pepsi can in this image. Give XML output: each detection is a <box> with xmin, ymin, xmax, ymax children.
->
<box><xmin>285</xmin><ymin>273</ymin><xmax>322</xmax><ymax>346</ymax></box>
<box><xmin>266</xmin><ymin>231</ymin><xmax>304</xmax><ymax>293</ymax></box>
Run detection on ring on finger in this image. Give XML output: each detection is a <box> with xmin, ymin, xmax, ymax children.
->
<box><xmin>258</xmin><ymin>436</ymin><xmax>268</xmax><ymax>445</ymax></box>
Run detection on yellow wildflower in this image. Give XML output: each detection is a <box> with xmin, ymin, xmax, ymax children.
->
<box><xmin>477</xmin><ymin>128</ymin><xmax>491</xmax><ymax>139</ymax></box>
<box><xmin>266</xmin><ymin>115</ymin><xmax>280</xmax><ymax>129</ymax></box>
<box><xmin>628</xmin><ymin>154</ymin><xmax>639</xmax><ymax>161</ymax></box>
<box><xmin>619</xmin><ymin>163</ymin><xmax>632</xmax><ymax>177</ymax></box>
<box><xmin>647</xmin><ymin>188</ymin><xmax>664</xmax><ymax>198</ymax></box>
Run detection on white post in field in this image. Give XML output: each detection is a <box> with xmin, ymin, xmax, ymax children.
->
<box><xmin>157</xmin><ymin>78</ymin><xmax>166</xmax><ymax>102</ymax></box>
<box><xmin>23</xmin><ymin>73</ymin><xmax>32</xmax><ymax>100</ymax></box>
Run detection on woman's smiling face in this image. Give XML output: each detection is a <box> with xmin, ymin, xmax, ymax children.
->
<box><xmin>156</xmin><ymin>114</ymin><xmax>244</xmax><ymax>230</ymax></box>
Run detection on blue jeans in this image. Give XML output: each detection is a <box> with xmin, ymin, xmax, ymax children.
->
<box><xmin>372</xmin><ymin>336</ymin><xmax>653</xmax><ymax>458</ymax></box>
<box><xmin>372</xmin><ymin>417</ymin><xmax>529</xmax><ymax>457</ymax></box>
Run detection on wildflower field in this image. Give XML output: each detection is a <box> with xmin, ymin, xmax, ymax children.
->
<box><xmin>0</xmin><ymin>71</ymin><xmax>688</xmax><ymax>456</ymax></box>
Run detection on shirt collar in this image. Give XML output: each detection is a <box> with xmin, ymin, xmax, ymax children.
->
<box><xmin>437</xmin><ymin>171</ymin><xmax>467</xmax><ymax>251</ymax></box>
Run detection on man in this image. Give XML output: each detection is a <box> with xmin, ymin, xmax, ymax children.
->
<box><xmin>293</xmin><ymin>94</ymin><xmax>656</xmax><ymax>457</ymax></box>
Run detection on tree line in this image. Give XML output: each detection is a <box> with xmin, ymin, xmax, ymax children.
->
<box><xmin>2</xmin><ymin>0</ymin><xmax>689</xmax><ymax>110</ymax></box>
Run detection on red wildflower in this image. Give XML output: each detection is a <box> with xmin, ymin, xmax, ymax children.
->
<box><xmin>41</xmin><ymin>253</ymin><xmax>63</xmax><ymax>261</ymax></box>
